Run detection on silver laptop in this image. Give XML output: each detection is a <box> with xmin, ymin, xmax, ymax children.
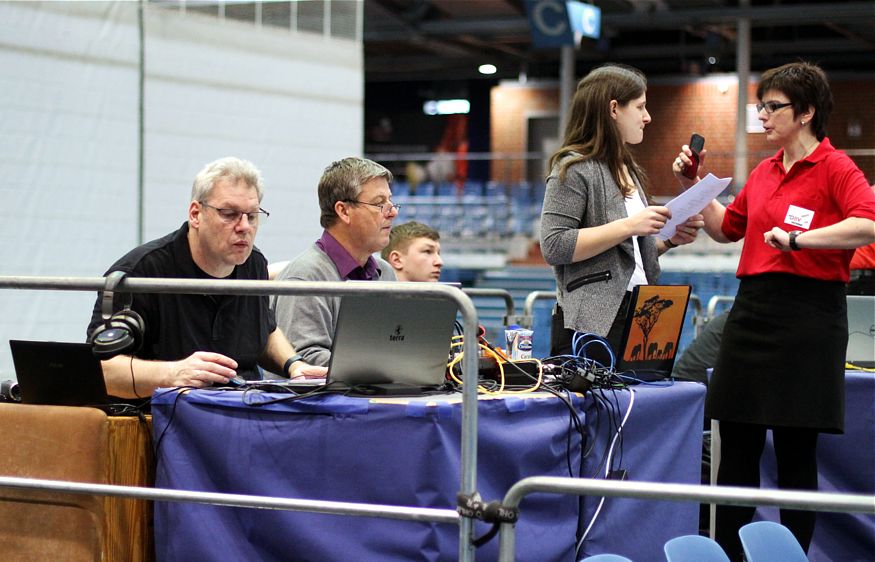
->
<box><xmin>847</xmin><ymin>295</ymin><xmax>875</xmax><ymax>368</ymax></box>
<box><xmin>326</xmin><ymin>294</ymin><xmax>457</xmax><ymax>392</ymax></box>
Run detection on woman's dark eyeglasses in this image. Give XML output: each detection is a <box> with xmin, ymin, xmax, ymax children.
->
<box><xmin>201</xmin><ymin>202</ymin><xmax>270</xmax><ymax>224</ymax></box>
<box><xmin>756</xmin><ymin>101</ymin><xmax>793</xmax><ymax>114</ymax></box>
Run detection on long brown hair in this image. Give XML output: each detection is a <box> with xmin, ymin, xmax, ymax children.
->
<box><xmin>548</xmin><ymin>64</ymin><xmax>648</xmax><ymax>196</ymax></box>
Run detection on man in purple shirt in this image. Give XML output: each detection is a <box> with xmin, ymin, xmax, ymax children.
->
<box><xmin>271</xmin><ymin>157</ymin><xmax>399</xmax><ymax>366</ymax></box>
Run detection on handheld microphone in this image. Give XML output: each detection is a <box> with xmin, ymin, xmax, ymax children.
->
<box><xmin>682</xmin><ymin>133</ymin><xmax>705</xmax><ymax>180</ymax></box>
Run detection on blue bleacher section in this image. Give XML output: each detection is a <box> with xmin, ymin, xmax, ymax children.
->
<box><xmin>458</xmin><ymin>266</ymin><xmax>739</xmax><ymax>359</ymax></box>
<box><xmin>393</xmin><ymin>180</ymin><xmax>543</xmax><ymax>239</ymax></box>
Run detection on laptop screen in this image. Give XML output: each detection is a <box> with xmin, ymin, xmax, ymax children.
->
<box><xmin>10</xmin><ymin>340</ymin><xmax>110</xmax><ymax>407</ymax></box>
<box><xmin>615</xmin><ymin>284</ymin><xmax>692</xmax><ymax>378</ymax></box>
<box><xmin>326</xmin><ymin>294</ymin><xmax>457</xmax><ymax>389</ymax></box>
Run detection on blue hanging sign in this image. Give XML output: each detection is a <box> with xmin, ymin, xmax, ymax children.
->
<box><xmin>567</xmin><ymin>1</ymin><xmax>601</xmax><ymax>40</ymax></box>
<box><xmin>524</xmin><ymin>0</ymin><xmax>573</xmax><ymax>49</ymax></box>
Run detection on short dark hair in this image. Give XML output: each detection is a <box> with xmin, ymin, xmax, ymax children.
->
<box><xmin>756</xmin><ymin>61</ymin><xmax>833</xmax><ymax>140</ymax></box>
<box><xmin>317</xmin><ymin>157</ymin><xmax>393</xmax><ymax>228</ymax></box>
<box><xmin>380</xmin><ymin>221</ymin><xmax>440</xmax><ymax>260</ymax></box>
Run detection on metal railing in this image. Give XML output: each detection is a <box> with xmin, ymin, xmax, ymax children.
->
<box><xmin>517</xmin><ymin>290</ymin><xmax>557</xmax><ymax>330</ymax></box>
<box><xmin>5</xmin><ymin>472</ymin><xmax>870</xmax><ymax>561</ymax></box>
<box><xmin>497</xmin><ymin>476</ymin><xmax>875</xmax><ymax>561</ymax></box>
<box><xmin>462</xmin><ymin>287</ymin><xmax>515</xmax><ymax>325</ymax></box>
<box><xmin>0</xmin><ymin>275</ymin><xmax>482</xmax><ymax>561</ymax></box>
<box><xmin>0</xmin><ymin>475</ymin><xmax>458</xmax><ymax>523</ymax></box>
<box><xmin>6</xmin><ymin>276</ymin><xmax>858</xmax><ymax>560</ymax></box>
<box><xmin>707</xmin><ymin>295</ymin><xmax>736</xmax><ymax>318</ymax></box>
<box><xmin>688</xmin><ymin>293</ymin><xmax>704</xmax><ymax>336</ymax></box>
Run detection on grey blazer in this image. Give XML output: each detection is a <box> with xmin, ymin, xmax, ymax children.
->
<box><xmin>539</xmin><ymin>156</ymin><xmax>660</xmax><ymax>336</ymax></box>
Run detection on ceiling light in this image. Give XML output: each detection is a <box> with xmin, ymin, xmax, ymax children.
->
<box><xmin>423</xmin><ymin>99</ymin><xmax>470</xmax><ymax>116</ymax></box>
<box><xmin>478</xmin><ymin>64</ymin><xmax>497</xmax><ymax>75</ymax></box>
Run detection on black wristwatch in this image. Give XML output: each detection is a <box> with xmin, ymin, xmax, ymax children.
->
<box><xmin>788</xmin><ymin>230</ymin><xmax>803</xmax><ymax>251</ymax></box>
<box><xmin>283</xmin><ymin>354</ymin><xmax>304</xmax><ymax>376</ymax></box>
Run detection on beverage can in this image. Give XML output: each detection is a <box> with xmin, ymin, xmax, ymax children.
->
<box><xmin>508</xmin><ymin>329</ymin><xmax>534</xmax><ymax>360</ymax></box>
<box><xmin>505</xmin><ymin>325</ymin><xmax>521</xmax><ymax>355</ymax></box>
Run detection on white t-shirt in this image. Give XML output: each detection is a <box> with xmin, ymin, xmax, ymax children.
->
<box><xmin>624</xmin><ymin>190</ymin><xmax>649</xmax><ymax>291</ymax></box>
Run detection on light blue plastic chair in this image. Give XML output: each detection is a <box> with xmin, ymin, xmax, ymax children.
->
<box><xmin>664</xmin><ymin>534</ymin><xmax>731</xmax><ymax>562</ymax></box>
<box><xmin>580</xmin><ymin>554</ymin><xmax>633</xmax><ymax>562</ymax></box>
<box><xmin>739</xmin><ymin>520</ymin><xmax>808</xmax><ymax>562</ymax></box>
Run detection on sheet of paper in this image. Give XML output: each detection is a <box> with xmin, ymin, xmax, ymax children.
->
<box><xmin>656</xmin><ymin>173</ymin><xmax>732</xmax><ymax>240</ymax></box>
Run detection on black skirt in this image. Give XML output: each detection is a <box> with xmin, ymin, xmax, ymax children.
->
<box><xmin>705</xmin><ymin>273</ymin><xmax>847</xmax><ymax>433</ymax></box>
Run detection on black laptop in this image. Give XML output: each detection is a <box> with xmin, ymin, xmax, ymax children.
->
<box><xmin>9</xmin><ymin>339</ymin><xmax>132</xmax><ymax>412</ymax></box>
<box><xmin>615</xmin><ymin>285</ymin><xmax>692</xmax><ymax>381</ymax></box>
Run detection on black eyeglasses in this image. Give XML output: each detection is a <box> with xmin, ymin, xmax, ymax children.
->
<box><xmin>344</xmin><ymin>199</ymin><xmax>402</xmax><ymax>216</ymax></box>
<box><xmin>201</xmin><ymin>202</ymin><xmax>270</xmax><ymax>224</ymax></box>
<box><xmin>756</xmin><ymin>101</ymin><xmax>793</xmax><ymax>114</ymax></box>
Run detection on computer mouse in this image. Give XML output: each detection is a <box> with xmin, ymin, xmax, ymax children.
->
<box><xmin>227</xmin><ymin>375</ymin><xmax>247</xmax><ymax>387</ymax></box>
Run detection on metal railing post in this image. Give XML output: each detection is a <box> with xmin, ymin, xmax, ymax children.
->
<box><xmin>518</xmin><ymin>290</ymin><xmax>556</xmax><ymax>330</ymax></box>
<box><xmin>454</xmin><ymin>289</ymin><xmax>481</xmax><ymax>562</ymax></box>
<box><xmin>706</xmin><ymin>295</ymin><xmax>736</xmax><ymax>318</ymax></box>
<box><xmin>688</xmin><ymin>293</ymin><xmax>704</xmax><ymax>337</ymax></box>
<box><xmin>462</xmin><ymin>287</ymin><xmax>515</xmax><ymax>326</ymax></box>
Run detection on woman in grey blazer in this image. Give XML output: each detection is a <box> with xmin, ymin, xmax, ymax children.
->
<box><xmin>540</xmin><ymin>64</ymin><xmax>702</xmax><ymax>359</ymax></box>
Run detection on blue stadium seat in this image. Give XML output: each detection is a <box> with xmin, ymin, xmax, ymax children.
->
<box><xmin>436</xmin><ymin>181</ymin><xmax>456</xmax><ymax>196</ymax></box>
<box><xmin>414</xmin><ymin>181</ymin><xmax>435</xmax><ymax>196</ymax></box>
<box><xmin>663</xmin><ymin>534</ymin><xmax>730</xmax><ymax>562</ymax></box>
<box><xmin>462</xmin><ymin>180</ymin><xmax>484</xmax><ymax>196</ymax></box>
<box><xmin>579</xmin><ymin>554</ymin><xmax>633</xmax><ymax>562</ymax></box>
<box><xmin>392</xmin><ymin>180</ymin><xmax>410</xmax><ymax>198</ymax></box>
<box><xmin>738</xmin><ymin>521</ymin><xmax>808</xmax><ymax>562</ymax></box>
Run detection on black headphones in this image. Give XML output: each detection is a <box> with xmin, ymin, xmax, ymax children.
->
<box><xmin>89</xmin><ymin>271</ymin><xmax>145</xmax><ymax>359</ymax></box>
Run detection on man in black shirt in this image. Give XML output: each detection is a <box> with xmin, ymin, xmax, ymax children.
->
<box><xmin>88</xmin><ymin>157</ymin><xmax>326</xmax><ymax>398</ymax></box>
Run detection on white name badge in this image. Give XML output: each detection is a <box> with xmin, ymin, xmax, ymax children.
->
<box><xmin>785</xmin><ymin>205</ymin><xmax>814</xmax><ymax>229</ymax></box>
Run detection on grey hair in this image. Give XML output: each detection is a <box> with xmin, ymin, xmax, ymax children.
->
<box><xmin>191</xmin><ymin>157</ymin><xmax>264</xmax><ymax>203</ymax></box>
<box><xmin>318</xmin><ymin>157</ymin><xmax>393</xmax><ymax>228</ymax></box>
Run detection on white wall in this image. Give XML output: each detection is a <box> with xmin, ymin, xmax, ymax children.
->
<box><xmin>0</xmin><ymin>1</ymin><xmax>363</xmax><ymax>378</ymax></box>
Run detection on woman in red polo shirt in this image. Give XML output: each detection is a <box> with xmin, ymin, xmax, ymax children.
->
<box><xmin>672</xmin><ymin>61</ymin><xmax>875</xmax><ymax>560</ymax></box>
